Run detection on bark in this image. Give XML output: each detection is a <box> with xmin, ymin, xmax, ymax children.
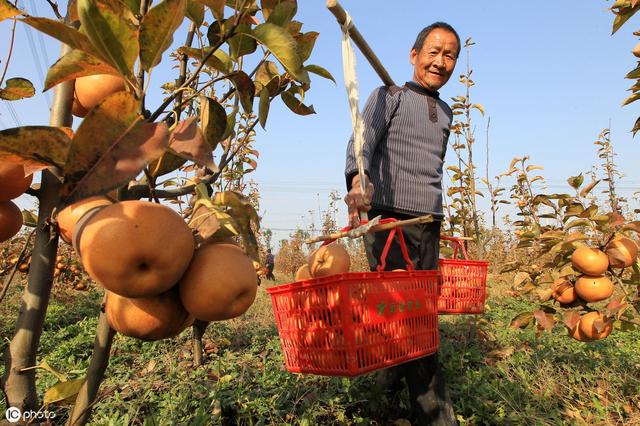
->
<box><xmin>66</xmin><ymin>306</ymin><xmax>115</xmax><ymax>426</ymax></box>
<box><xmin>1</xmin><ymin>45</ymin><xmax>73</xmax><ymax>411</ymax></box>
<box><xmin>192</xmin><ymin>320</ymin><xmax>208</xmax><ymax>367</ymax></box>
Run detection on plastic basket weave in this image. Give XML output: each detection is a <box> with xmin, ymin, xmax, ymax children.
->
<box><xmin>267</xmin><ymin>220</ymin><xmax>440</xmax><ymax>377</ymax></box>
<box><xmin>438</xmin><ymin>236</ymin><xmax>489</xmax><ymax>314</ymax></box>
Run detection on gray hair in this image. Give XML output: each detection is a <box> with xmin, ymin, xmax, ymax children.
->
<box><xmin>412</xmin><ymin>22</ymin><xmax>461</xmax><ymax>57</ymax></box>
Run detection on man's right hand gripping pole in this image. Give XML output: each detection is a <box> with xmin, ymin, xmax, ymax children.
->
<box><xmin>344</xmin><ymin>174</ymin><xmax>374</xmax><ymax>229</ymax></box>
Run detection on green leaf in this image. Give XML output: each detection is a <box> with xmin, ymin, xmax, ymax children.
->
<box><xmin>178</xmin><ymin>46</ymin><xmax>232</xmax><ymax>73</ymax></box>
<box><xmin>0</xmin><ymin>78</ymin><xmax>35</xmax><ymax>101</ymax></box>
<box><xmin>186</xmin><ymin>0</ymin><xmax>204</xmax><ymax>26</ymax></box>
<box><xmin>258</xmin><ymin>88</ymin><xmax>270</xmax><ymax>129</ymax></box>
<box><xmin>44</xmin><ymin>49</ymin><xmax>118</xmax><ymax>92</ymax></box>
<box><xmin>228</xmin><ymin>23</ymin><xmax>257</xmax><ymax>59</ymax></box>
<box><xmin>212</xmin><ymin>190</ymin><xmax>260</xmax><ymax>260</ymax></box>
<box><xmin>220</xmin><ymin>106</ymin><xmax>237</xmax><ymax>141</ymax></box>
<box><xmin>565</xmin><ymin>219</ymin><xmax>592</xmax><ymax>230</ymax></box>
<box><xmin>150</xmin><ymin>151</ymin><xmax>187</xmax><ymax>177</ymax></box>
<box><xmin>140</xmin><ymin>0</ymin><xmax>187</xmax><ymax>71</ymax></box>
<box><xmin>566</xmin><ymin>174</ymin><xmax>584</xmax><ymax>190</ymax></box>
<box><xmin>303</xmin><ymin>64</ymin><xmax>334</xmax><ymax>83</ymax></box>
<box><xmin>622</xmin><ymin>92</ymin><xmax>640</xmax><ymax>106</ymax></box>
<box><xmin>471</xmin><ymin>103</ymin><xmax>485</xmax><ymax>117</ymax></box>
<box><xmin>21</xmin><ymin>17</ymin><xmax>107</xmax><ymax>64</ymax></box>
<box><xmin>295</xmin><ymin>31</ymin><xmax>318</xmax><ymax>63</ymax></box>
<box><xmin>0</xmin><ymin>126</ymin><xmax>71</xmax><ymax>171</ymax></box>
<box><xmin>189</xmin><ymin>202</ymin><xmax>222</xmax><ymax>240</ymax></box>
<box><xmin>579</xmin><ymin>179</ymin><xmax>601</xmax><ymax>197</ymax></box>
<box><xmin>21</xmin><ymin>210</ymin><xmax>37</xmax><ymax>227</ymax></box>
<box><xmin>612</xmin><ymin>5</ymin><xmax>640</xmax><ymax>34</ymax></box>
<box><xmin>262</xmin><ymin>0</ymin><xmax>296</xmax><ymax>22</ymax></box>
<box><xmin>61</xmin><ymin>91</ymin><xmax>170</xmax><ymax>204</ymax></box>
<box><xmin>625</xmin><ymin>65</ymin><xmax>640</xmax><ymax>79</ymax></box>
<box><xmin>77</xmin><ymin>0</ymin><xmax>139</xmax><ymax>79</ymax></box>
<box><xmin>539</xmin><ymin>230</ymin><xmax>565</xmax><ymax>240</ymax></box>
<box><xmin>254</xmin><ymin>60</ymin><xmax>281</xmax><ymax>95</ymax></box>
<box><xmin>121</xmin><ymin>0</ymin><xmax>141</xmax><ymax>13</ymax></box>
<box><xmin>226</xmin><ymin>71</ymin><xmax>254</xmax><ymax>113</ymax></box>
<box><xmin>196</xmin><ymin>0</ymin><xmax>224</xmax><ymax>21</ymax></box>
<box><xmin>44</xmin><ymin>378</ymin><xmax>85</xmax><ymax>405</ymax></box>
<box><xmin>578</xmin><ymin>205</ymin><xmax>598</xmax><ymax>219</ymax></box>
<box><xmin>244</xmin><ymin>23</ymin><xmax>306</xmax><ymax>84</ymax></box>
<box><xmin>510</xmin><ymin>312</ymin><xmax>533</xmax><ymax>329</ymax></box>
<box><xmin>200</xmin><ymin>96</ymin><xmax>227</xmax><ymax>151</ymax></box>
<box><xmin>0</xmin><ymin>0</ymin><xmax>22</xmax><ymax>21</ymax></box>
<box><xmin>266</xmin><ymin>1</ymin><xmax>296</xmax><ymax>27</ymax></box>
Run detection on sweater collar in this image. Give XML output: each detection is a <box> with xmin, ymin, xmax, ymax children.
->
<box><xmin>404</xmin><ymin>81</ymin><xmax>440</xmax><ymax>98</ymax></box>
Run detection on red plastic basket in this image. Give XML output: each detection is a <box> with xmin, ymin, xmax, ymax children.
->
<box><xmin>267</xmin><ymin>220</ymin><xmax>440</xmax><ymax>377</ymax></box>
<box><xmin>438</xmin><ymin>236</ymin><xmax>489</xmax><ymax>314</ymax></box>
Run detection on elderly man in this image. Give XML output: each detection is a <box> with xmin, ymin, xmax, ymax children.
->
<box><xmin>344</xmin><ymin>22</ymin><xmax>460</xmax><ymax>425</ymax></box>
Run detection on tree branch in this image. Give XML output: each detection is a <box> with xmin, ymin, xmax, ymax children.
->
<box><xmin>148</xmin><ymin>1</ymin><xmax>251</xmax><ymax>122</ymax></box>
<box><xmin>0</xmin><ymin>17</ymin><xmax>18</xmax><ymax>87</ymax></box>
<box><xmin>0</xmin><ymin>229</ymin><xmax>35</xmax><ymax>305</ymax></box>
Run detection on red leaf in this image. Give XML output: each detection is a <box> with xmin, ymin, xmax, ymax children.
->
<box><xmin>533</xmin><ymin>310</ymin><xmax>554</xmax><ymax>331</ymax></box>
<box><xmin>510</xmin><ymin>312</ymin><xmax>533</xmax><ymax>329</ymax></box>
<box><xmin>562</xmin><ymin>311</ymin><xmax>581</xmax><ymax>330</ymax></box>
<box><xmin>169</xmin><ymin>117</ymin><xmax>216</xmax><ymax>171</ymax></box>
<box><xmin>62</xmin><ymin>91</ymin><xmax>170</xmax><ymax>204</ymax></box>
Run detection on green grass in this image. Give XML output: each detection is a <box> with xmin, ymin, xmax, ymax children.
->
<box><xmin>1</xmin><ymin>279</ymin><xmax>639</xmax><ymax>425</ymax></box>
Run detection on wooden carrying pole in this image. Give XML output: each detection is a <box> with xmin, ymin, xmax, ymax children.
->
<box><xmin>305</xmin><ymin>214</ymin><xmax>434</xmax><ymax>244</ymax></box>
<box><xmin>326</xmin><ymin>0</ymin><xmax>395</xmax><ymax>87</ymax></box>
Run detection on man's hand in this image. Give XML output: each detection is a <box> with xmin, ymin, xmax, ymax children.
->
<box><xmin>344</xmin><ymin>174</ymin><xmax>374</xmax><ymax>228</ymax></box>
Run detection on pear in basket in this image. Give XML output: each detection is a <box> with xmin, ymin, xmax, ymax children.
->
<box><xmin>295</xmin><ymin>264</ymin><xmax>312</xmax><ymax>280</ymax></box>
<box><xmin>308</xmin><ymin>242</ymin><xmax>351</xmax><ymax>277</ymax></box>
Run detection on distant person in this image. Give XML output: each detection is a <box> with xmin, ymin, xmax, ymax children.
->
<box><xmin>265</xmin><ymin>249</ymin><xmax>275</xmax><ymax>280</ymax></box>
<box><xmin>344</xmin><ymin>22</ymin><xmax>460</xmax><ymax>425</ymax></box>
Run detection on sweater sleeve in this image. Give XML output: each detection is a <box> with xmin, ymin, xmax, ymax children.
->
<box><xmin>344</xmin><ymin>86</ymin><xmax>400</xmax><ymax>190</ymax></box>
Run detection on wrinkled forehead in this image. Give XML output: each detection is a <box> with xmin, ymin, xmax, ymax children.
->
<box><xmin>422</xmin><ymin>29</ymin><xmax>459</xmax><ymax>53</ymax></box>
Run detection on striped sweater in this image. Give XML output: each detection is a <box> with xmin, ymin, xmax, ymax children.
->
<box><xmin>345</xmin><ymin>82</ymin><xmax>453</xmax><ymax>219</ymax></box>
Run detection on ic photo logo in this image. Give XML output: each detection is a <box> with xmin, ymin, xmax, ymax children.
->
<box><xmin>5</xmin><ymin>406</ymin><xmax>56</xmax><ymax>423</ymax></box>
<box><xmin>5</xmin><ymin>407</ymin><xmax>21</xmax><ymax>423</ymax></box>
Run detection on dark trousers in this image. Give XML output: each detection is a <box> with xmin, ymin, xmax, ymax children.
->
<box><xmin>265</xmin><ymin>264</ymin><xmax>275</xmax><ymax>280</ymax></box>
<box><xmin>364</xmin><ymin>208</ymin><xmax>457</xmax><ymax>426</ymax></box>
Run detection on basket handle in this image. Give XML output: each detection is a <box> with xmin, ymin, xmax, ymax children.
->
<box><xmin>440</xmin><ymin>235</ymin><xmax>469</xmax><ymax>260</ymax></box>
<box><xmin>323</xmin><ymin>218</ymin><xmax>415</xmax><ymax>272</ymax></box>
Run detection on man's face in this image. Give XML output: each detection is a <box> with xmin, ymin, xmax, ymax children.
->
<box><xmin>410</xmin><ymin>28</ymin><xmax>459</xmax><ymax>92</ymax></box>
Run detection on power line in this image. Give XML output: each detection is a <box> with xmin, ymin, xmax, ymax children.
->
<box><xmin>22</xmin><ymin>1</ymin><xmax>51</xmax><ymax>108</ymax></box>
<box><xmin>4</xmin><ymin>101</ymin><xmax>22</xmax><ymax>126</ymax></box>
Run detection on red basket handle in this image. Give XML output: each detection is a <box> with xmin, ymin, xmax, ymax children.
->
<box><xmin>440</xmin><ymin>235</ymin><xmax>469</xmax><ymax>260</ymax></box>
<box><xmin>322</xmin><ymin>218</ymin><xmax>415</xmax><ymax>272</ymax></box>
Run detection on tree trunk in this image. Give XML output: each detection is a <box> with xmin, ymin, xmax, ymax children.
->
<box><xmin>67</xmin><ymin>306</ymin><xmax>115</xmax><ymax>426</ymax></box>
<box><xmin>1</xmin><ymin>44</ymin><xmax>73</xmax><ymax>412</ymax></box>
<box><xmin>192</xmin><ymin>320</ymin><xmax>208</xmax><ymax>367</ymax></box>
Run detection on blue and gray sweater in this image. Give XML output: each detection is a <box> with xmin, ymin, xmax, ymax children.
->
<box><xmin>345</xmin><ymin>81</ymin><xmax>453</xmax><ymax>219</ymax></box>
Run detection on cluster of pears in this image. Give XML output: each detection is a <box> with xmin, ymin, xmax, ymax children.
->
<box><xmin>59</xmin><ymin>197</ymin><xmax>258</xmax><ymax>341</ymax></box>
<box><xmin>551</xmin><ymin>237</ymin><xmax>638</xmax><ymax>341</ymax></box>
<box><xmin>0</xmin><ymin>163</ymin><xmax>32</xmax><ymax>243</ymax></box>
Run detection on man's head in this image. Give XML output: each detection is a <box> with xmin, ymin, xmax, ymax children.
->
<box><xmin>267</xmin><ymin>248</ymin><xmax>271</xmax><ymax>254</ymax></box>
<box><xmin>410</xmin><ymin>22</ymin><xmax>460</xmax><ymax>92</ymax></box>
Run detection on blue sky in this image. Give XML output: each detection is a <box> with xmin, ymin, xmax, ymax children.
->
<box><xmin>2</xmin><ymin>1</ymin><xmax>639</xmax><ymax>246</ymax></box>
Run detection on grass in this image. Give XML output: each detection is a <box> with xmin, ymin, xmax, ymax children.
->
<box><xmin>1</xmin><ymin>274</ymin><xmax>640</xmax><ymax>425</ymax></box>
